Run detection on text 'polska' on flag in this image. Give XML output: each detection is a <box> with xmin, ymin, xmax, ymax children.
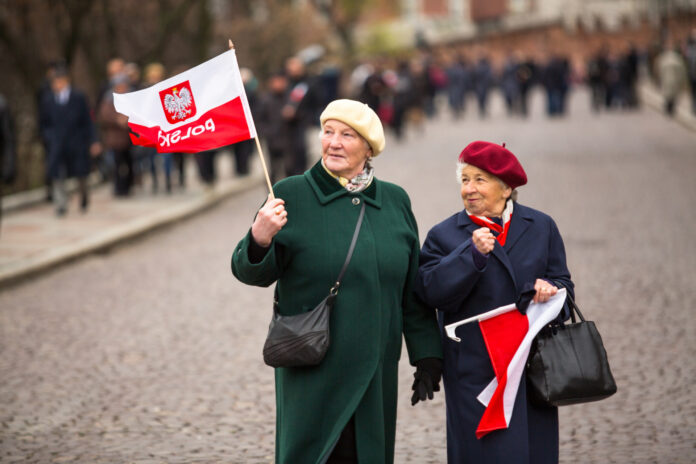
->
<box><xmin>113</xmin><ymin>49</ymin><xmax>256</xmax><ymax>153</ymax></box>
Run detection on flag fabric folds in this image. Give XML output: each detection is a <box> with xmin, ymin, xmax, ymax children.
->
<box><xmin>463</xmin><ymin>289</ymin><xmax>567</xmax><ymax>438</ymax></box>
<box><xmin>113</xmin><ymin>50</ymin><xmax>256</xmax><ymax>153</ymax></box>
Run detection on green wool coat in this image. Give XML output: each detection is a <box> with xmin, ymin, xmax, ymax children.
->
<box><xmin>231</xmin><ymin>161</ymin><xmax>442</xmax><ymax>464</ymax></box>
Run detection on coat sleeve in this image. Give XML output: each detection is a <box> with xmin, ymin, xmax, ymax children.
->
<box><xmin>543</xmin><ymin>219</ymin><xmax>574</xmax><ymax>320</ymax></box>
<box><xmin>415</xmin><ymin>226</ymin><xmax>485</xmax><ymax>312</ymax></box>
<box><xmin>401</xmin><ymin>205</ymin><xmax>443</xmax><ymax>364</ymax></box>
<box><xmin>231</xmin><ymin>228</ymin><xmax>283</xmax><ymax>287</ymax></box>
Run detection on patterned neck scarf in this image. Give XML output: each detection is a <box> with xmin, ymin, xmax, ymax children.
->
<box><xmin>467</xmin><ymin>199</ymin><xmax>514</xmax><ymax>246</ymax></box>
<box><xmin>322</xmin><ymin>159</ymin><xmax>375</xmax><ymax>193</ymax></box>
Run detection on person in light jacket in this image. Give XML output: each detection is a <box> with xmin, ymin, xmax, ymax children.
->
<box><xmin>415</xmin><ymin>141</ymin><xmax>574</xmax><ymax>464</ymax></box>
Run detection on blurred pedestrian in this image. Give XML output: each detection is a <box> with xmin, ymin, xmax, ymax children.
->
<box><xmin>655</xmin><ymin>39</ymin><xmax>688</xmax><ymax>117</ymax></box>
<box><xmin>94</xmin><ymin>57</ymin><xmax>126</xmax><ymax>182</ymax></box>
<box><xmin>0</xmin><ymin>93</ymin><xmax>17</xmax><ymax>232</ymax></box>
<box><xmin>134</xmin><ymin>62</ymin><xmax>169</xmax><ymax>193</ymax></box>
<box><xmin>685</xmin><ymin>30</ymin><xmax>696</xmax><ymax>115</ymax></box>
<box><xmin>587</xmin><ymin>46</ymin><xmax>608</xmax><ymax>112</ymax></box>
<box><xmin>39</xmin><ymin>66</ymin><xmax>100</xmax><ymax>215</ymax></box>
<box><xmin>515</xmin><ymin>53</ymin><xmax>536</xmax><ymax>117</ymax></box>
<box><xmin>415</xmin><ymin>141</ymin><xmax>574</xmax><ymax>464</ymax></box>
<box><xmin>98</xmin><ymin>74</ymin><xmax>133</xmax><ymax>197</ymax></box>
<box><xmin>542</xmin><ymin>53</ymin><xmax>570</xmax><ymax>116</ymax></box>
<box><xmin>445</xmin><ymin>53</ymin><xmax>469</xmax><ymax>119</ymax></box>
<box><xmin>231</xmin><ymin>99</ymin><xmax>442</xmax><ymax>463</ymax></box>
<box><xmin>391</xmin><ymin>60</ymin><xmax>414</xmax><ymax>140</ymax></box>
<box><xmin>258</xmin><ymin>72</ymin><xmax>290</xmax><ymax>183</ymax></box>
<box><xmin>473</xmin><ymin>54</ymin><xmax>494</xmax><ymax>118</ymax></box>
<box><xmin>37</xmin><ymin>61</ymin><xmax>64</xmax><ymax>202</ymax></box>
<box><xmin>501</xmin><ymin>54</ymin><xmax>521</xmax><ymax>116</ymax></box>
<box><xmin>231</xmin><ymin>68</ymin><xmax>257</xmax><ymax>177</ymax></box>
<box><xmin>283</xmin><ymin>56</ymin><xmax>324</xmax><ymax>176</ymax></box>
<box><xmin>623</xmin><ymin>42</ymin><xmax>640</xmax><ymax>109</ymax></box>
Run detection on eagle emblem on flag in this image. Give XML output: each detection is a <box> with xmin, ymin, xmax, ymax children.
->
<box><xmin>159</xmin><ymin>80</ymin><xmax>197</xmax><ymax>124</ymax></box>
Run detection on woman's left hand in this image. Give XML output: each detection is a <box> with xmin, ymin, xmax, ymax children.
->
<box><xmin>533</xmin><ymin>279</ymin><xmax>558</xmax><ymax>304</ymax></box>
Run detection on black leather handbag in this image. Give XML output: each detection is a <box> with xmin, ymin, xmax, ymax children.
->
<box><xmin>526</xmin><ymin>293</ymin><xmax>617</xmax><ymax>407</ymax></box>
<box><xmin>262</xmin><ymin>202</ymin><xmax>365</xmax><ymax>368</ymax></box>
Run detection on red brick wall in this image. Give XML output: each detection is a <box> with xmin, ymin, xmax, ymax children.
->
<box><xmin>470</xmin><ymin>0</ymin><xmax>506</xmax><ymax>22</ymax></box>
<box><xmin>423</xmin><ymin>0</ymin><xmax>449</xmax><ymax>16</ymax></box>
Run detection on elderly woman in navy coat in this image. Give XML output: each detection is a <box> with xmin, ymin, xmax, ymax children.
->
<box><xmin>415</xmin><ymin>141</ymin><xmax>573</xmax><ymax>464</ymax></box>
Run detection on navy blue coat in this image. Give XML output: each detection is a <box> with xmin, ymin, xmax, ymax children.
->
<box><xmin>415</xmin><ymin>202</ymin><xmax>573</xmax><ymax>464</ymax></box>
<box><xmin>39</xmin><ymin>89</ymin><xmax>95</xmax><ymax>179</ymax></box>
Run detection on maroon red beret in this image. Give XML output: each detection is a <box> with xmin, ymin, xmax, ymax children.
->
<box><xmin>458</xmin><ymin>141</ymin><xmax>527</xmax><ymax>189</ymax></box>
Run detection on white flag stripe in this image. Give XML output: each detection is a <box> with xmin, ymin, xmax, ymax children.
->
<box><xmin>476</xmin><ymin>289</ymin><xmax>566</xmax><ymax>423</ymax></box>
<box><xmin>445</xmin><ymin>302</ymin><xmax>517</xmax><ymax>342</ymax></box>
<box><xmin>113</xmin><ymin>50</ymin><xmax>255</xmax><ymax>137</ymax></box>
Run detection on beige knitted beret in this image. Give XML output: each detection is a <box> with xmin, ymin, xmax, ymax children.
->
<box><xmin>319</xmin><ymin>99</ymin><xmax>386</xmax><ymax>156</ymax></box>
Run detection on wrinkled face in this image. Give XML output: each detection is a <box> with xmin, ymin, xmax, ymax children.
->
<box><xmin>460</xmin><ymin>164</ymin><xmax>511</xmax><ymax>217</ymax></box>
<box><xmin>321</xmin><ymin>119</ymin><xmax>372</xmax><ymax>180</ymax></box>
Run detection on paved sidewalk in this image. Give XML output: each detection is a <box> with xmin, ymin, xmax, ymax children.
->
<box><xmin>0</xmin><ymin>153</ymin><xmax>263</xmax><ymax>287</ymax></box>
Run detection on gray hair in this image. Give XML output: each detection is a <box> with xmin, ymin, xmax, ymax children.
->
<box><xmin>456</xmin><ymin>161</ymin><xmax>518</xmax><ymax>201</ymax></box>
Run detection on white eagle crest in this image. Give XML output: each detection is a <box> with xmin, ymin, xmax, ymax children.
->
<box><xmin>163</xmin><ymin>87</ymin><xmax>193</xmax><ymax>120</ymax></box>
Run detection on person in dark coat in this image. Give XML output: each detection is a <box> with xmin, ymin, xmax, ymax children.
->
<box><xmin>232</xmin><ymin>99</ymin><xmax>442</xmax><ymax>463</ymax></box>
<box><xmin>39</xmin><ymin>67</ymin><xmax>99</xmax><ymax>215</ymax></box>
<box><xmin>0</xmin><ymin>93</ymin><xmax>17</xmax><ymax>231</ymax></box>
<box><xmin>415</xmin><ymin>141</ymin><xmax>574</xmax><ymax>464</ymax></box>
<box><xmin>258</xmin><ymin>72</ymin><xmax>291</xmax><ymax>184</ymax></box>
<box><xmin>282</xmin><ymin>56</ymin><xmax>325</xmax><ymax>176</ymax></box>
<box><xmin>473</xmin><ymin>55</ymin><xmax>494</xmax><ymax>118</ymax></box>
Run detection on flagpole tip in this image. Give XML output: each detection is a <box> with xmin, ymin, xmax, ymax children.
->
<box><xmin>228</xmin><ymin>39</ymin><xmax>235</xmax><ymax>50</ymax></box>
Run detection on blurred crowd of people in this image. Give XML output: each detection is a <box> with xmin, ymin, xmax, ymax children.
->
<box><xmin>3</xmin><ymin>28</ymin><xmax>696</xmax><ymax>218</ymax></box>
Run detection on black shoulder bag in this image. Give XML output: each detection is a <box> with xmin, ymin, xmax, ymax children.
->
<box><xmin>526</xmin><ymin>293</ymin><xmax>618</xmax><ymax>406</ymax></box>
<box><xmin>262</xmin><ymin>202</ymin><xmax>366</xmax><ymax>368</ymax></box>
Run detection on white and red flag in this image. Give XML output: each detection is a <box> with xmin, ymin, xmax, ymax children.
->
<box><xmin>113</xmin><ymin>49</ymin><xmax>256</xmax><ymax>153</ymax></box>
<box><xmin>444</xmin><ymin>289</ymin><xmax>566</xmax><ymax>439</ymax></box>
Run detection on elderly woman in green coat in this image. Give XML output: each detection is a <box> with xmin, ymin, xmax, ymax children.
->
<box><xmin>231</xmin><ymin>99</ymin><xmax>443</xmax><ymax>463</ymax></box>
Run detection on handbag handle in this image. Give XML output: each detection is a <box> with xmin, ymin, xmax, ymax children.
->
<box><xmin>564</xmin><ymin>293</ymin><xmax>586</xmax><ymax>323</ymax></box>
<box><xmin>330</xmin><ymin>201</ymin><xmax>366</xmax><ymax>295</ymax></box>
<box><xmin>548</xmin><ymin>279</ymin><xmax>584</xmax><ymax>324</ymax></box>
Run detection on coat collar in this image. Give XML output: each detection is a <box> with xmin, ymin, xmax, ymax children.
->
<box><xmin>455</xmin><ymin>203</ymin><xmax>533</xmax><ymax>251</ymax></box>
<box><xmin>456</xmin><ymin>203</ymin><xmax>535</xmax><ymax>291</ymax></box>
<box><xmin>305</xmin><ymin>160</ymin><xmax>382</xmax><ymax>208</ymax></box>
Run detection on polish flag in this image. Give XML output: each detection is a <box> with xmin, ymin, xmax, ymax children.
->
<box><xmin>113</xmin><ymin>49</ymin><xmax>256</xmax><ymax>153</ymax></box>
<box><xmin>444</xmin><ymin>289</ymin><xmax>566</xmax><ymax>439</ymax></box>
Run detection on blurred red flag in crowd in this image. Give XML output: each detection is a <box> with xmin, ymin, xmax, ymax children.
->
<box><xmin>114</xmin><ymin>50</ymin><xmax>256</xmax><ymax>153</ymax></box>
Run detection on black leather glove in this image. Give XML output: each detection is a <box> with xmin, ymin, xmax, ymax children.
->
<box><xmin>411</xmin><ymin>357</ymin><xmax>443</xmax><ymax>406</ymax></box>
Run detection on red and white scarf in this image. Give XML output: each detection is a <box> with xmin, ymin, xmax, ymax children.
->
<box><xmin>467</xmin><ymin>200</ymin><xmax>514</xmax><ymax>246</ymax></box>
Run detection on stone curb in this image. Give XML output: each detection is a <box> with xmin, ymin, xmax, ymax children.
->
<box><xmin>0</xmin><ymin>172</ymin><xmax>263</xmax><ymax>288</ymax></box>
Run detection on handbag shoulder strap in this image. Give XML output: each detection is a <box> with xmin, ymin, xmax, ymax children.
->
<box><xmin>273</xmin><ymin>202</ymin><xmax>366</xmax><ymax>306</ymax></box>
<box><xmin>564</xmin><ymin>293</ymin><xmax>586</xmax><ymax>323</ymax></box>
<box><xmin>331</xmin><ymin>201</ymin><xmax>366</xmax><ymax>295</ymax></box>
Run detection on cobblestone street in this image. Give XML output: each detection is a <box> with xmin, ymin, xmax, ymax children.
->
<box><xmin>1</xmin><ymin>88</ymin><xmax>695</xmax><ymax>463</ymax></box>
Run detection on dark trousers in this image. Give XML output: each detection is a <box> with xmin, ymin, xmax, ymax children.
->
<box><xmin>326</xmin><ymin>416</ymin><xmax>357</xmax><ymax>463</ymax></box>
<box><xmin>113</xmin><ymin>148</ymin><xmax>133</xmax><ymax>196</ymax></box>
<box><xmin>233</xmin><ymin>139</ymin><xmax>254</xmax><ymax>175</ymax></box>
<box><xmin>195</xmin><ymin>150</ymin><xmax>216</xmax><ymax>184</ymax></box>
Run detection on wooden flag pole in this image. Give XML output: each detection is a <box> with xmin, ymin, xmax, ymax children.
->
<box><xmin>228</xmin><ymin>40</ymin><xmax>275</xmax><ymax>199</ymax></box>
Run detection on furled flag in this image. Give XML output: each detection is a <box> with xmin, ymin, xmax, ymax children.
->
<box><xmin>113</xmin><ymin>49</ymin><xmax>256</xmax><ymax>153</ymax></box>
<box><xmin>444</xmin><ymin>289</ymin><xmax>567</xmax><ymax>439</ymax></box>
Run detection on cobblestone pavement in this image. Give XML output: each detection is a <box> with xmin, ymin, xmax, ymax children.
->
<box><xmin>1</xmin><ymin>88</ymin><xmax>695</xmax><ymax>463</ymax></box>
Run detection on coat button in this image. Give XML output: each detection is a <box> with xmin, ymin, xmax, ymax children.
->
<box><xmin>352</xmin><ymin>197</ymin><xmax>361</xmax><ymax>205</ymax></box>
